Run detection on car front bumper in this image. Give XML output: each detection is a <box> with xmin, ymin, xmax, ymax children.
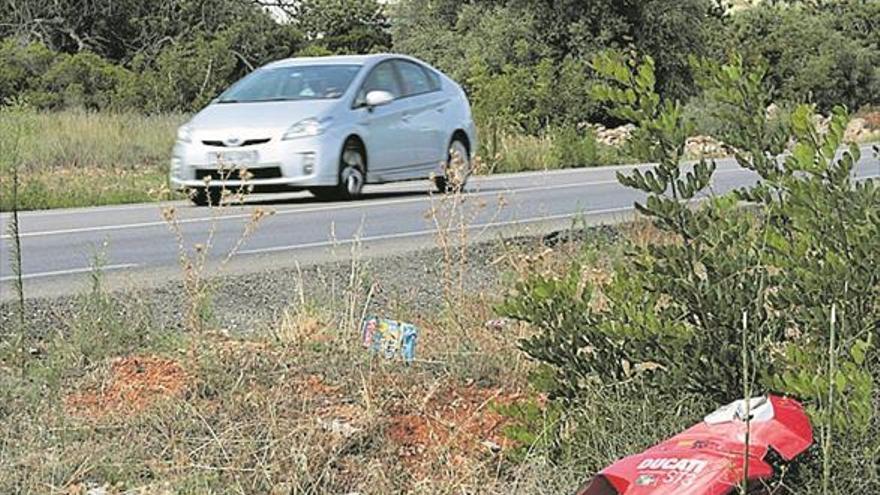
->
<box><xmin>169</xmin><ymin>134</ymin><xmax>340</xmax><ymax>190</ymax></box>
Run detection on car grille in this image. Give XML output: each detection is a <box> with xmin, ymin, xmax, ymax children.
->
<box><xmin>201</xmin><ymin>138</ymin><xmax>271</xmax><ymax>147</ymax></box>
<box><xmin>195</xmin><ymin>166</ymin><xmax>282</xmax><ymax>181</ymax></box>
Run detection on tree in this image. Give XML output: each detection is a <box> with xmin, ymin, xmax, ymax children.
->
<box><xmin>274</xmin><ymin>0</ymin><xmax>391</xmax><ymax>54</ymax></box>
<box><xmin>392</xmin><ymin>0</ymin><xmax>718</xmax><ymax>129</ymax></box>
<box><xmin>723</xmin><ymin>2</ymin><xmax>880</xmax><ymax>112</ymax></box>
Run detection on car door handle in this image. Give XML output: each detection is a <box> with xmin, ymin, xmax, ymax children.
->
<box><xmin>402</xmin><ymin>113</ymin><xmax>412</xmax><ymax>122</ymax></box>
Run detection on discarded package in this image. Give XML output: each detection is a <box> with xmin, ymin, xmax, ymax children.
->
<box><xmin>576</xmin><ymin>395</ymin><xmax>813</xmax><ymax>495</ymax></box>
<box><xmin>361</xmin><ymin>317</ymin><xmax>418</xmax><ymax>362</ymax></box>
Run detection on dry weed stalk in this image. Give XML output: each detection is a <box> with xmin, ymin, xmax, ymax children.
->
<box><xmin>427</xmin><ymin>151</ymin><xmax>504</xmax><ymax>330</ymax></box>
<box><xmin>155</xmin><ymin>163</ymin><xmax>274</xmax><ymax>332</ymax></box>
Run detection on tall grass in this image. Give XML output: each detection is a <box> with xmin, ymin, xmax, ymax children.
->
<box><xmin>0</xmin><ymin>109</ymin><xmax>185</xmax><ymax>211</ymax></box>
<box><xmin>488</xmin><ymin>128</ymin><xmax>631</xmax><ymax>174</ymax></box>
<box><xmin>23</xmin><ymin>110</ymin><xmax>184</xmax><ymax>170</ymax></box>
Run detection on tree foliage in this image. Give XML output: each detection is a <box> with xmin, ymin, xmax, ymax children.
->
<box><xmin>1</xmin><ymin>0</ymin><xmax>878</xmax><ymax>120</ymax></box>
<box><xmin>0</xmin><ymin>0</ymin><xmax>389</xmax><ymax>112</ymax></box>
<box><xmin>720</xmin><ymin>1</ymin><xmax>880</xmax><ymax>112</ymax></box>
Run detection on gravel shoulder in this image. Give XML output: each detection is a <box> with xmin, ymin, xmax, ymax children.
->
<box><xmin>1</xmin><ymin>227</ymin><xmax>614</xmax><ymax>337</ymax></box>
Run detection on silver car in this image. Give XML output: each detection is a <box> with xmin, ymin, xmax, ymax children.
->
<box><xmin>170</xmin><ymin>54</ymin><xmax>477</xmax><ymax>205</ymax></box>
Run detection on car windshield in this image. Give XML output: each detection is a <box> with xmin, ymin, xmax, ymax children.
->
<box><xmin>217</xmin><ymin>65</ymin><xmax>362</xmax><ymax>103</ymax></box>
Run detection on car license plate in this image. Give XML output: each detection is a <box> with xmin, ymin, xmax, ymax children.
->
<box><xmin>208</xmin><ymin>150</ymin><xmax>258</xmax><ymax>167</ymax></box>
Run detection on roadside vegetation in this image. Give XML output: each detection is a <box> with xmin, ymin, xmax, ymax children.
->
<box><xmin>1</xmin><ymin>0</ymin><xmax>879</xmax><ymax>210</ymax></box>
<box><xmin>1</xmin><ymin>0</ymin><xmax>879</xmax><ymax>492</ymax></box>
<box><xmin>0</xmin><ymin>111</ymin><xmax>185</xmax><ymax>210</ymax></box>
<box><xmin>2</xmin><ymin>46</ymin><xmax>879</xmax><ymax>492</ymax></box>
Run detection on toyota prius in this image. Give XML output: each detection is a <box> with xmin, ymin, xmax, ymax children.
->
<box><xmin>170</xmin><ymin>54</ymin><xmax>477</xmax><ymax>205</ymax></box>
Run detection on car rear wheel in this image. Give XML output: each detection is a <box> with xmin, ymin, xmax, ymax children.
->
<box><xmin>435</xmin><ymin>138</ymin><xmax>470</xmax><ymax>193</ymax></box>
<box><xmin>191</xmin><ymin>187</ymin><xmax>222</xmax><ymax>206</ymax></box>
<box><xmin>310</xmin><ymin>142</ymin><xmax>366</xmax><ymax>201</ymax></box>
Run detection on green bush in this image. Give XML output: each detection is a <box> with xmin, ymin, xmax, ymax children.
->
<box><xmin>550</xmin><ymin>127</ymin><xmax>599</xmax><ymax>168</ymax></box>
<box><xmin>132</xmin><ymin>33</ymin><xmax>239</xmax><ymax>113</ymax></box>
<box><xmin>487</xmin><ymin>127</ymin><xmax>629</xmax><ymax>173</ymax></box>
<box><xmin>500</xmin><ymin>53</ymin><xmax>879</xmax><ymax>490</ymax></box>
<box><xmin>0</xmin><ymin>39</ymin><xmax>57</xmax><ymax>106</ymax></box>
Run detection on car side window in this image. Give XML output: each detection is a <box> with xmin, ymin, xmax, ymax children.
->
<box><xmin>358</xmin><ymin>61</ymin><xmax>402</xmax><ymax>104</ymax></box>
<box><xmin>396</xmin><ymin>60</ymin><xmax>434</xmax><ymax>97</ymax></box>
<box><xmin>425</xmin><ymin>69</ymin><xmax>442</xmax><ymax>91</ymax></box>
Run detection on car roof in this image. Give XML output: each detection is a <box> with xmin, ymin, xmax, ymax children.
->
<box><xmin>263</xmin><ymin>53</ymin><xmax>420</xmax><ymax>69</ymax></box>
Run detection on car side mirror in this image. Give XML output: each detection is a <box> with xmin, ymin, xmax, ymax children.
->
<box><xmin>365</xmin><ymin>90</ymin><xmax>394</xmax><ymax>108</ymax></box>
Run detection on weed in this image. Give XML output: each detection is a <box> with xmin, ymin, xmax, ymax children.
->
<box><xmin>157</xmin><ymin>166</ymin><xmax>273</xmax><ymax>333</ymax></box>
<box><xmin>0</xmin><ymin>101</ymin><xmax>34</xmax><ymax>379</ymax></box>
<box><xmin>427</xmin><ymin>149</ymin><xmax>502</xmax><ymax>333</ymax></box>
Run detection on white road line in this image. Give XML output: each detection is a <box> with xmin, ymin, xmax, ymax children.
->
<box><xmin>0</xmin><ymin>178</ymin><xmax>625</xmax><ymax>239</ymax></box>
<box><xmin>0</xmin><ymin>263</ymin><xmax>139</xmax><ymax>282</ymax></box>
<box><xmin>237</xmin><ymin>206</ymin><xmax>635</xmax><ymax>256</ymax></box>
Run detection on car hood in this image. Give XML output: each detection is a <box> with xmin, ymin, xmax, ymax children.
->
<box><xmin>190</xmin><ymin>100</ymin><xmax>338</xmax><ymax>133</ymax></box>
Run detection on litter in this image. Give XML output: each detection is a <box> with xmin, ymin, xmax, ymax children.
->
<box><xmin>576</xmin><ymin>395</ymin><xmax>813</xmax><ymax>494</ymax></box>
<box><xmin>361</xmin><ymin>316</ymin><xmax>419</xmax><ymax>362</ymax></box>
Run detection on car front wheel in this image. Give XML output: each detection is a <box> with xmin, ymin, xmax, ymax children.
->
<box><xmin>309</xmin><ymin>141</ymin><xmax>366</xmax><ymax>201</ymax></box>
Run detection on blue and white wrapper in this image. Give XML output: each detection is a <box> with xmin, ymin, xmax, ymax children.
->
<box><xmin>361</xmin><ymin>316</ymin><xmax>418</xmax><ymax>362</ymax></box>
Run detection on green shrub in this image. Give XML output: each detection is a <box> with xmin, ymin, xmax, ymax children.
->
<box><xmin>487</xmin><ymin>127</ymin><xmax>629</xmax><ymax>173</ymax></box>
<box><xmin>550</xmin><ymin>127</ymin><xmax>599</xmax><ymax>169</ymax></box>
<box><xmin>132</xmin><ymin>33</ymin><xmax>239</xmax><ymax>113</ymax></box>
<box><xmin>500</xmin><ymin>53</ymin><xmax>879</xmax><ymax>490</ymax></box>
<box><xmin>0</xmin><ymin>39</ymin><xmax>57</xmax><ymax>106</ymax></box>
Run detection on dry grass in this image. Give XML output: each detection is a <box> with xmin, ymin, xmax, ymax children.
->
<box><xmin>1</xmin><ymin>168</ymin><xmax>597</xmax><ymax>492</ymax></box>
<box><xmin>6</xmin><ymin>218</ymin><xmax>873</xmax><ymax>493</ymax></box>
<box><xmin>426</xmin><ymin>151</ymin><xmax>504</xmax><ymax>330</ymax></box>
<box><xmin>0</xmin><ymin>109</ymin><xmax>184</xmax><ymax>211</ymax></box>
<box><xmin>0</xmin><ymin>284</ymin><xmax>546</xmax><ymax>493</ymax></box>
<box><xmin>21</xmin><ymin>110</ymin><xmax>184</xmax><ymax>171</ymax></box>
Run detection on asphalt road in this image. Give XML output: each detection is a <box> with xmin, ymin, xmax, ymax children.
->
<box><xmin>2</xmin><ymin>146</ymin><xmax>878</xmax><ymax>300</ymax></box>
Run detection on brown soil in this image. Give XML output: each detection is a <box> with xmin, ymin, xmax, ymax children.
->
<box><xmin>387</xmin><ymin>384</ymin><xmax>520</xmax><ymax>471</ymax></box>
<box><xmin>65</xmin><ymin>355</ymin><xmax>189</xmax><ymax>420</ymax></box>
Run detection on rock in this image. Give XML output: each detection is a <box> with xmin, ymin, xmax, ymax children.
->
<box><xmin>319</xmin><ymin>418</ymin><xmax>360</xmax><ymax>438</ymax></box>
<box><xmin>812</xmin><ymin>114</ymin><xmax>831</xmax><ymax>136</ymax></box>
<box><xmin>86</xmin><ymin>486</ymin><xmax>108</xmax><ymax>495</ymax></box>
<box><xmin>590</xmin><ymin>123</ymin><xmax>636</xmax><ymax>147</ymax></box>
<box><xmin>864</xmin><ymin>111</ymin><xmax>880</xmax><ymax>130</ymax></box>
<box><xmin>685</xmin><ymin>135</ymin><xmax>727</xmax><ymax>157</ymax></box>
<box><xmin>844</xmin><ymin>117</ymin><xmax>869</xmax><ymax>142</ymax></box>
<box><xmin>481</xmin><ymin>439</ymin><xmax>502</xmax><ymax>452</ymax></box>
<box><xmin>484</xmin><ymin>318</ymin><xmax>511</xmax><ymax>331</ymax></box>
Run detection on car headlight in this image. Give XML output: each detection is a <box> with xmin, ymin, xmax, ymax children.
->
<box><xmin>283</xmin><ymin>117</ymin><xmax>333</xmax><ymax>140</ymax></box>
<box><xmin>177</xmin><ymin>124</ymin><xmax>193</xmax><ymax>143</ymax></box>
